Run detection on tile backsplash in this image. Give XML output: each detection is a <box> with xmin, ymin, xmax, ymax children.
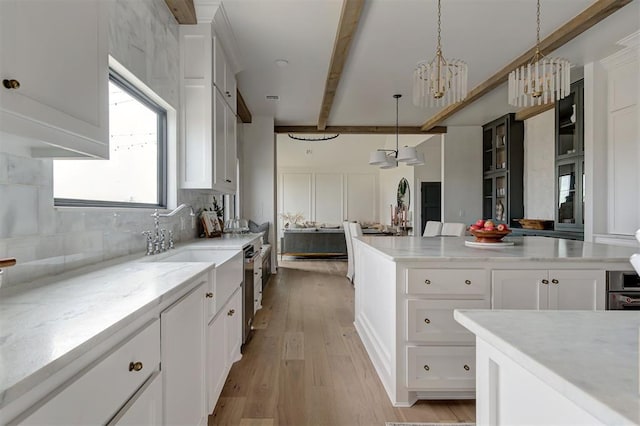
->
<box><xmin>0</xmin><ymin>151</ymin><xmax>210</xmax><ymax>288</ymax></box>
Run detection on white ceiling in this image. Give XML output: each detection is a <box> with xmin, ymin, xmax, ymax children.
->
<box><xmin>224</xmin><ymin>0</ymin><xmax>640</xmax><ymax>128</ymax></box>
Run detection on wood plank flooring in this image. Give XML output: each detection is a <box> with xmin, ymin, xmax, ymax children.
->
<box><xmin>209</xmin><ymin>260</ymin><xmax>475</xmax><ymax>425</ymax></box>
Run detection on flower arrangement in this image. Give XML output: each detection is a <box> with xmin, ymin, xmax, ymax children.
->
<box><xmin>279</xmin><ymin>212</ymin><xmax>304</xmax><ymax>228</ymax></box>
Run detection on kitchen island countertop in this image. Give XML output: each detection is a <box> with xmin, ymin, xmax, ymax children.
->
<box><xmin>455</xmin><ymin>309</ymin><xmax>640</xmax><ymax>425</ymax></box>
<box><xmin>356</xmin><ymin>235</ymin><xmax>639</xmax><ymax>262</ymax></box>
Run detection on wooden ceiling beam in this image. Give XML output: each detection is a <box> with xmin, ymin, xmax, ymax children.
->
<box><xmin>275</xmin><ymin>125</ymin><xmax>447</xmax><ymax>135</ymax></box>
<box><xmin>237</xmin><ymin>89</ymin><xmax>252</xmax><ymax>124</ymax></box>
<box><xmin>420</xmin><ymin>0</ymin><xmax>633</xmax><ymax>131</ymax></box>
<box><xmin>515</xmin><ymin>103</ymin><xmax>555</xmax><ymax>122</ymax></box>
<box><xmin>317</xmin><ymin>0</ymin><xmax>365</xmax><ymax>131</ymax></box>
<box><xmin>164</xmin><ymin>0</ymin><xmax>197</xmax><ymax>24</ymax></box>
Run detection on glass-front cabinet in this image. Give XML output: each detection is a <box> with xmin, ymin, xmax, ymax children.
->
<box><xmin>555</xmin><ymin>79</ymin><xmax>584</xmax><ymax>232</ymax></box>
<box><xmin>482</xmin><ymin>113</ymin><xmax>524</xmax><ymax>225</ymax></box>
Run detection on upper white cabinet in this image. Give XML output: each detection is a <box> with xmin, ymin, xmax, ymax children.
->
<box><xmin>492</xmin><ymin>269</ymin><xmax>605</xmax><ymax>310</ymax></box>
<box><xmin>180</xmin><ymin>24</ymin><xmax>237</xmax><ymax>194</ymax></box>
<box><xmin>0</xmin><ymin>0</ymin><xmax>108</xmax><ymax>158</ymax></box>
<box><xmin>213</xmin><ymin>37</ymin><xmax>237</xmax><ymax>114</ymax></box>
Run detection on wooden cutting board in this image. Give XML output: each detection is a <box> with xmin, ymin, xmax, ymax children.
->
<box><xmin>0</xmin><ymin>258</ymin><xmax>17</xmax><ymax>268</ymax></box>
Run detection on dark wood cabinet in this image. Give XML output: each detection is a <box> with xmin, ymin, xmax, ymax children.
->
<box><xmin>482</xmin><ymin>113</ymin><xmax>524</xmax><ymax>226</ymax></box>
<box><xmin>555</xmin><ymin>79</ymin><xmax>584</xmax><ymax>232</ymax></box>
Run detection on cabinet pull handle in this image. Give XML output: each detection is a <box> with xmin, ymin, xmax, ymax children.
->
<box><xmin>2</xmin><ymin>79</ymin><xmax>20</xmax><ymax>89</ymax></box>
<box><xmin>464</xmin><ymin>364</ymin><xmax>470</xmax><ymax>371</ymax></box>
<box><xmin>465</xmin><ymin>279</ymin><xmax>471</xmax><ymax>285</ymax></box>
<box><xmin>424</xmin><ymin>318</ymin><xmax>430</xmax><ymax>324</ymax></box>
<box><xmin>227</xmin><ymin>309</ymin><xmax>235</xmax><ymax>316</ymax></box>
<box><xmin>129</xmin><ymin>361</ymin><xmax>143</xmax><ymax>372</ymax></box>
<box><xmin>423</xmin><ymin>365</ymin><xmax>430</xmax><ymax>371</ymax></box>
<box><xmin>551</xmin><ymin>279</ymin><xmax>559</xmax><ymax>284</ymax></box>
<box><xmin>206</xmin><ymin>292</ymin><xmax>214</xmax><ymax>298</ymax></box>
<box><xmin>225</xmin><ymin>179</ymin><xmax>232</xmax><ymax>183</ymax></box>
<box><xmin>424</xmin><ymin>279</ymin><xmax>431</xmax><ymax>285</ymax></box>
<box><xmin>541</xmin><ymin>279</ymin><xmax>549</xmax><ymax>285</ymax></box>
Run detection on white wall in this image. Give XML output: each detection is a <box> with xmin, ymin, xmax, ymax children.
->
<box><xmin>442</xmin><ymin>126</ymin><xmax>483</xmax><ymax>224</ymax></box>
<box><xmin>0</xmin><ymin>0</ymin><xmax>212</xmax><ymax>288</ymax></box>
<box><xmin>242</xmin><ymin>116</ymin><xmax>277</xmax><ymax>269</ymax></box>
<box><xmin>523</xmin><ymin>109</ymin><xmax>555</xmax><ymax>220</ymax></box>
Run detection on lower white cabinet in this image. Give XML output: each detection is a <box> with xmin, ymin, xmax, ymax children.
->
<box><xmin>206</xmin><ymin>287</ymin><xmax>242</xmax><ymax>414</ymax></box>
<box><xmin>407</xmin><ymin>299</ymin><xmax>489</xmax><ymax>344</ymax></box>
<box><xmin>161</xmin><ymin>282</ymin><xmax>207</xmax><ymax>426</ymax></box>
<box><xmin>10</xmin><ymin>320</ymin><xmax>160</xmax><ymax>425</ymax></box>
<box><xmin>108</xmin><ymin>371</ymin><xmax>162</xmax><ymax>425</ymax></box>
<box><xmin>406</xmin><ymin>346</ymin><xmax>475</xmax><ymax>390</ymax></box>
<box><xmin>492</xmin><ymin>269</ymin><xmax>605</xmax><ymax>310</ymax></box>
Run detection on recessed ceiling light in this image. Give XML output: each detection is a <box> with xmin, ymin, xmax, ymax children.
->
<box><xmin>266</xmin><ymin>95</ymin><xmax>279</xmax><ymax>100</ymax></box>
<box><xmin>275</xmin><ymin>59</ymin><xmax>289</xmax><ymax>67</ymax></box>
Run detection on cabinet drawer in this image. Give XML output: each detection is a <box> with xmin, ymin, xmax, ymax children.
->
<box><xmin>407</xmin><ymin>269</ymin><xmax>487</xmax><ymax>297</ymax></box>
<box><xmin>12</xmin><ymin>320</ymin><xmax>160</xmax><ymax>425</ymax></box>
<box><xmin>407</xmin><ymin>299</ymin><xmax>489</xmax><ymax>343</ymax></box>
<box><xmin>406</xmin><ymin>346</ymin><xmax>475</xmax><ymax>390</ymax></box>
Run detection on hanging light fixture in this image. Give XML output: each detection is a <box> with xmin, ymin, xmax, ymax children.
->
<box><xmin>369</xmin><ymin>94</ymin><xmax>424</xmax><ymax>168</ymax></box>
<box><xmin>413</xmin><ymin>0</ymin><xmax>468</xmax><ymax>108</ymax></box>
<box><xmin>508</xmin><ymin>0</ymin><xmax>571</xmax><ymax>107</ymax></box>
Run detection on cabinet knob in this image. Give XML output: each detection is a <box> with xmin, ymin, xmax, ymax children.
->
<box><xmin>423</xmin><ymin>365</ymin><xmax>430</xmax><ymax>371</ymax></box>
<box><xmin>541</xmin><ymin>279</ymin><xmax>549</xmax><ymax>285</ymax></box>
<box><xmin>225</xmin><ymin>91</ymin><xmax>231</xmax><ymax>97</ymax></box>
<box><xmin>551</xmin><ymin>279</ymin><xmax>559</xmax><ymax>284</ymax></box>
<box><xmin>424</xmin><ymin>318</ymin><xmax>431</xmax><ymax>324</ymax></box>
<box><xmin>424</xmin><ymin>279</ymin><xmax>431</xmax><ymax>285</ymax></box>
<box><xmin>465</xmin><ymin>279</ymin><xmax>471</xmax><ymax>285</ymax></box>
<box><xmin>129</xmin><ymin>361</ymin><xmax>143</xmax><ymax>372</ymax></box>
<box><xmin>464</xmin><ymin>364</ymin><xmax>470</xmax><ymax>371</ymax></box>
<box><xmin>227</xmin><ymin>309</ymin><xmax>235</xmax><ymax>316</ymax></box>
<box><xmin>206</xmin><ymin>292</ymin><xmax>214</xmax><ymax>298</ymax></box>
<box><xmin>2</xmin><ymin>79</ymin><xmax>20</xmax><ymax>89</ymax></box>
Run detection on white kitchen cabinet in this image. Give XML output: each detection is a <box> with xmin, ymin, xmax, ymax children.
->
<box><xmin>225</xmin><ymin>288</ymin><xmax>243</xmax><ymax>365</ymax></box>
<box><xmin>0</xmin><ymin>0</ymin><xmax>108</xmax><ymax>158</ymax></box>
<box><xmin>10</xmin><ymin>320</ymin><xmax>160</xmax><ymax>425</ymax></box>
<box><xmin>180</xmin><ymin>24</ymin><xmax>237</xmax><ymax>194</ymax></box>
<box><xmin>406</xmin><ymin>346</ymin><xmax>475</xmax><ymax>390</ymax></box>
<box><xmin>161</xmin><ymin>282</ymin><xmax>207</xmax><ymax>426</ymax></box>
<box><xmin>213</xmin><ymin>37</ymin><xmax>237</xmax><ymax>114</ymax></box>
<box><xmin>407</xmin><ymin>299</ymin><xmax>489</xmax><ymax>344</ymax></box>
<box><xmin>492</xmin><ymin>269</ymin><xmax>605</xmax><ymax>310</ymax></box>
<box><xmin>108</xmin><ymin>371</ymin><xmax>162</xmax><ymax>426</ymax></box>
<box><xmin>206</xmin><ymin>311</ymin><xmax>226</xmax><ymax>414</ymax></box>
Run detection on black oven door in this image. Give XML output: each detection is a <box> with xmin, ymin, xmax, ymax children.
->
<box><xmin>608</xmin><ymin>292</ymin><xmax>640</xmax><ymax>310</ymax></box>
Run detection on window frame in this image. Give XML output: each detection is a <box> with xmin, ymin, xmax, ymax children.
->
<box><xmin>54</xmin><ymin>70</ymin><xmax>168</xmax><ymax>209</ymax></box>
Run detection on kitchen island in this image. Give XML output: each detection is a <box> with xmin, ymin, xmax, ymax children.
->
<box><xmin>351</xmin><ymin>236</ymin><xmax>638</xmax><ymax>406</ymax></box>
<box><xmin>454</xmin><ymin>310</ymin><xmax>640</xmax><ymax>425</ymax></box>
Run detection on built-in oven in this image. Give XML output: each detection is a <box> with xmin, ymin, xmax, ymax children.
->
<box><xmin>242</xmin><ymin>244</ymin><xmax>258</xmax><ymax>345</ymax></box>
<box><xmin>607</xmin><ymin>270</ymin><xmax>640</xmax><ymax>310</ymax></box>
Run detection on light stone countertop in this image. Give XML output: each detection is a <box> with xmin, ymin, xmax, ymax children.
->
<box><xmin>0</xmin><ymin>237</ymin><xmax>255</xmax><ymax>410</ymax></box>
<box><xmin>356</xmin><ymin>236</ymin><xmax>639</xmax><ymax>263</ymax></box>
<box><xmin>454</xmin><ymin>310</ymin><xmax>640</xmax><ymax>425</ymax></box>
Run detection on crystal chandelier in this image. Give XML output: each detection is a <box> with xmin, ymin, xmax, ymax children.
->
<box><xmin>508</xmin><ymin>0</ymin><xmax>571</xmax><ymax>107</ymax></box>
<box><xmin>369</xmin><ymin>94</ymin><xmax>424</xmax><ymax>169</ymax></box>
<box><xmin>413</xmin><ymin>0</ymin><xmax>468</xmax><ymax>108</ymax></box>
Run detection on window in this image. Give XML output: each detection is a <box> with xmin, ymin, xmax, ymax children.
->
<box><xmin>54</xmin><ymin>71</ymin><xmax>167</xmax><ymax>207</ymax></box>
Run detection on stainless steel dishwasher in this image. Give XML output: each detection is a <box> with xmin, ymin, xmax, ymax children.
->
<box><xmin>242</xmin><ymin>245</ymin><xmax>258</xmax><ymax>344</ymax></box>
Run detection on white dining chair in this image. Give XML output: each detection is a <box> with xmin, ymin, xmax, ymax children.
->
<box><xmin>348</xmin><ymin>222</ymin><xmax>363</xmax><ymax>285</ymax></box>
<box><xmin>441</xmin><ymin>222</ymin><xmax>466</xmax><ymax>237</ymax></box>
<box><xmin>422</xmin><ymin>221</ymin><xmax>442</xmax><ymax>237</ymax></box>
<box><xmin>344</xmin><ymin>221</ymin><xmax>354</xmax><ymax>282</ymax></box>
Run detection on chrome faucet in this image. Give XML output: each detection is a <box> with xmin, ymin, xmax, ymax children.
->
<box><xmin>143</xmin><ymin>205</ymin><xmax>195</xmax><ymax>255</ymax></box>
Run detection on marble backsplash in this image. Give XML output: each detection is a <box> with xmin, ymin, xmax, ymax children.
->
<box><xmin>0</xmin><ymin>151</ymin><xmax>215</xmax><ymax>288</ymax></box>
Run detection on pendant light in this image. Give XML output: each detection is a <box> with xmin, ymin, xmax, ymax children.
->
<box><xmin>508</xmin><ymin>0</ymin><xmax>571</xmax><ymax>106</ymax></box>
<box><xmin>413</xmin><ymin>0</ymin><xmax>468</xmax><ymax>108</ymax></box>
<box><xmin>368</xmin><ymin>94</ymin><xmax>423</xmax><ymax>168</ymax></box>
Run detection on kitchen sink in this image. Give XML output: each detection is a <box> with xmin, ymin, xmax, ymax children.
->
<box><xmin>145</xmin><ymin>249</ymin><xmax>239</xmax><ymax>265</ymax></box>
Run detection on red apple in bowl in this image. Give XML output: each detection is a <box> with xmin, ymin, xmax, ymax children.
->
<box><xmin>469</xmin><ymin>224</ymin><xmax>480</xmax><ymax>231</ymax></box>
<box><xmin>496</xmin><ymin>224</ymin><xmax>508</xmax><ymax>231</ymax></box>
<box><xmin>475</xmin><ymin>219</ymin><xmax>485</xmax><ymax>228</ymax></box>
<box><xmin>484</xmin><ymin>220</ymin><xmax>495</xmax><ymax>229</ymax></box>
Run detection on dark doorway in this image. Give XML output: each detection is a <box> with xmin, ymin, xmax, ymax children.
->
<box><xmin>421</xmin><ymin>182</ymin><xmax>442</xmax><ymax>235</ymax></box>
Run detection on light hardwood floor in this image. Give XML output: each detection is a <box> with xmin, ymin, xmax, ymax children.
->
<box><xmin>209</xmin><ymin>260</ymin><xmax>475</xmax><ymax>425</ymax></box>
